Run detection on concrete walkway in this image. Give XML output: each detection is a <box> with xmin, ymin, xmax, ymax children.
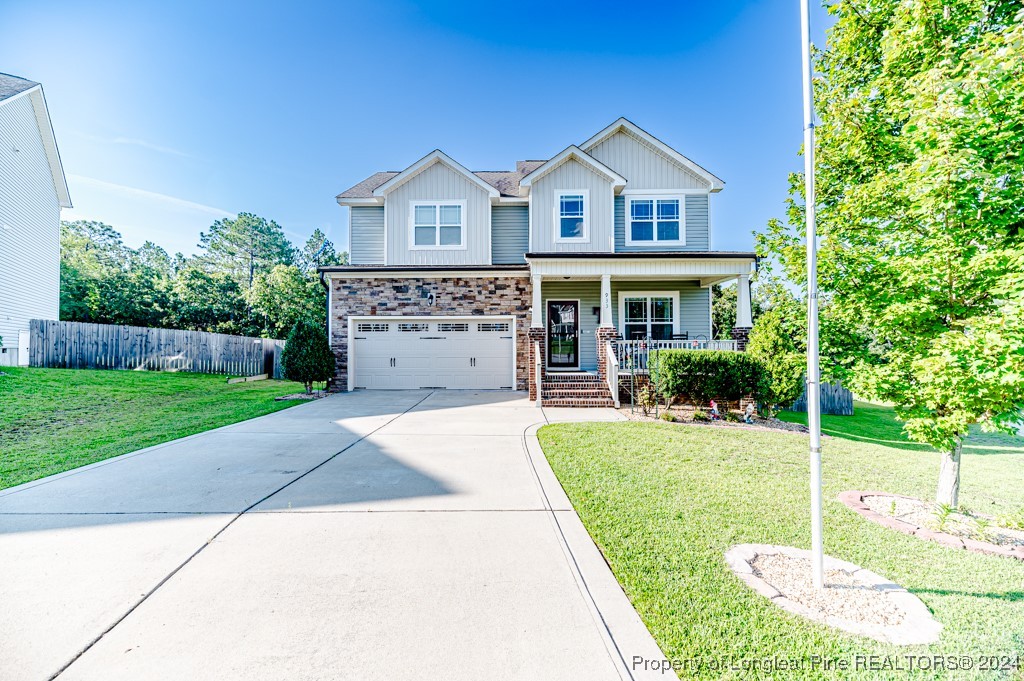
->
<box><xmin>0</xmin><ymin>391</ymin><xmax>666</xmax><ymax>681</ymax></box>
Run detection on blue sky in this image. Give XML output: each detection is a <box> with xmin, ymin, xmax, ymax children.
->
<box><xmin>0</xmin><ymin>0</ymin><xmax>830</xmax><ymax>256</ymax></box>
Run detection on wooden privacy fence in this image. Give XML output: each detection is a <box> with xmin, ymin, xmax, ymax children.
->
<box><xmin>29</xmin><ymin>320</ymin><xmax>286</xmax><ymax>378</ymax></box>
<box><xmin>789</xmin><ymin>379</ymin><xmax>854</xmax><ymax>416</ymax></box>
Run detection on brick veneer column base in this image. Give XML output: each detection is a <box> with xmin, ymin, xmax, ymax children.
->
<box><xmin>528</xmin><ymin>327</ymin><xmax>546</xmax><ymax>401</ymax></box>
<box><xmin>595</xmin><ymin>326</ymin><xmax>621</xmax><ymax>383</ymax></box>
<box><xmin>731</xmin><ymin>326</ymin><xmax>751</xmax><ymax>352</ymax></box>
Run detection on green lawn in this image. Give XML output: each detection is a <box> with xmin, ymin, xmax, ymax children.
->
<box><xmin>0</xmin><ymin>367</ymin><xmax>305</xmax><ymax>490</ymax></box>
<box><xmin>539</xmin><ymin>404</ymin><xmax>1024</xmax><ymax>679</ymax></box>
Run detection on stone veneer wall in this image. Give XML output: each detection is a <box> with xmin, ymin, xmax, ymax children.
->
<box><xmin>328</xmin><ymin>276</ymin><xmax>532</xmax><ymax>391</ymax></box>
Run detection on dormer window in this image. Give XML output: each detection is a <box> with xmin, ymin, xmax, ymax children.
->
<box><xmin>409</xmin><ymin>201</ymin><xmax>465</xmax><ymax>249</ymax></box>
<box><xmin>555</xmin><ymin>191</ymin><xmax>589</xmax><ymax>242</ymax></box>
<box><xmin>627</xmin><ymin>196</ymin><xmax>685</xmax><ymax>245</ymax></box>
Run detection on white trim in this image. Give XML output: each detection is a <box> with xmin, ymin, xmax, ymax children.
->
<box><xmin>526</xmin><ymin>257</ymin><xmax>756</xmax><ymax>279</ymax></box>
<box><xmin>579</xmin><ymin>117</ymin><xmax>725</xmax><ymax>192</ymax></box>
<box><xmin>2</xmin><ymin>85</ymin><xmax>72</xmax><ymax>208</ymax></box>
<box><xmin>553</xmin><ymin>190</ymin><xmax>590</xmax><ymax>244</ymax></box>
<box><xmin>617</xmin><ymin>290</ymin><xmax>680</xmax><ymax>339</ymax></box>
<box><xmin>373</xmin><ymin>150</ymin><xmax>499</xmax><ymax>198</ymax></box>
<box><xmin>345</xmin><ymin>206</ymin><xmax>352</xmax><ymax>264</ymax></box>
<box><xmin>336</xmin><ymin>197</ymin><xmax>385</xmax><ymax>206</ymax></box>
<box><xmin>708</xmin><ymin>286</ymin><xmax>714</xmax><ymax>340</ymax></box>
<box><xmin>623</xmin><ymin>194</ymin><xmax>687</xmax><ymax>247</ymax></box>
<box><xmin>383</xmin><ymin>199</ymin><xmax>389</xmax><ymax>264</ymax></box>
<box><xmin>326</xmin><ymin>268</ymin><xmax>528</xmax><ymax>280</ymax></box>
<box><xmin>519</xmin><ymin>145</ymin><xmax>627</xmax><ymax>192</ymax></box>
<box><xmin>407</xmin><ymin>200</ymin><xmax>467</xmax><ymax>251</ymax></box>
<box><xmin>347</xmin><ymin>314</ymin><xmax>517</xmax><ymax>391</ymax></box>
<box><xmin>544</xmin><ymin>298</ymin><xmax>582</xmax><ymax>371</ymax></box>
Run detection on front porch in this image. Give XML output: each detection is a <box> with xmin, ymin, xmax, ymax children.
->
<box><xmin>524</xmin><ymin>253</ymin><xmax>756</xmax><ymax>407</ymax></box>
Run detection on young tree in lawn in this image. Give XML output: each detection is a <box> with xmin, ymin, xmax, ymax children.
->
<box><xmin>757</xmin><ymin>1</ymin><xmax>1024</xmax><ymax>505</ymax></box>
<box><xmin>281</xmin><ymin>319</ymin><xmax>336</xmax><ymax>394</ymax></box>
<box><xmin>746</xmin><ymin>310</ymin><xmax>805</xmax><ymax>417</ymax></box>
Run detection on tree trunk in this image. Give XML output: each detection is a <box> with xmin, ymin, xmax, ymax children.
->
<box><xmin>936</xmin><ymin>440</ymin><xmax>962</xmax><ymax>507</ymax></box>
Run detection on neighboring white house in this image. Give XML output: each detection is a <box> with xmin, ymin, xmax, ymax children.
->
<box><xmin>0</xmin><ymin>73</ymin><xmax>71</xmax><ymax>366</ymax></box>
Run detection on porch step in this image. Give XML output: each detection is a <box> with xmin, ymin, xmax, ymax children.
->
<box><xmin>544</xmin><ymin>372</ymin><xmax>601</xmax><ymax>382</ymax></box>
<box><xmin>541</xmin><ymin>397</ymin><xmax>616</xmax><ymax>407</ymax></box>
<box><xmin>540</xmin><ymin>371</ymin><xmax>615</xmax><ymax>407</ymax></box>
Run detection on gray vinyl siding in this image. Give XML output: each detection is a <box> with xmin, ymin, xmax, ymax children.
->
<box><xmin>614</xmin><ymin>194</ymin><xmax>710</xmax><ymax>252</ymax></box>
<box><xmin>349</xmin><ymin>206</ymin><xmax>385</xmax><ymax>265</ymax></box>
<box><xmin>587</xmin><ymin>129</ymin><xmax>709</xmax><ymax>190</ymax></box>
<box><xmin>611</xmin><ymin>280</ymin><xmax>712</xmax><ymax>341</ymax></box>
<box><xmin>541</xmin><ymin>280</ymin><xmax>600</xmax><ymax>371</ymax></box>
<box><xmin>491</xmin><ymin>205</ymin><xmax>529</xmax><ymax>264</ymax></box>
<box><xmin>529</xmin><ymin>158</ymin><xmax>614</xmax><ymax>253</ymax></box>
<box><xmin>384</xmin><ymin>161</ymin><xmax>491</xmax><ymax>265</ymax></box>
<box><xmin>0</xmin><ymin>95</ymin><xmax>60</xmax><ymax>354</ymax></box>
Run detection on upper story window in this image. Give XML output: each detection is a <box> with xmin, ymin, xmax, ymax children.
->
<box><xmin>409</xmin><ymin>201</ymin><xmax>465</xmax><ymax>250</ymax></box>
<box><xmin>627</xmin><ymin>197</ymin><xmax>684</xmax><ymax>245</ymax></box>
<box><xmin>555</xmin><ymin>190</ymin><xmax>589</xmax><ymax>242</ymax></box>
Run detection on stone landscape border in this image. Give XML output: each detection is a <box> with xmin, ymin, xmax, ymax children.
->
<box><xmin>839</xmin><ymin>491</ymin><xmax>1024</xmax><ymax>561</ymax></box>
<box><xmin>724</xmin><ymin>544</ymin><xmax>942</xmax><ymax>645</ymax></box>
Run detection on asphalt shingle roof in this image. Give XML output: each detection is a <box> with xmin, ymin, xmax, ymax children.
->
<box><xmin>0</xmin><ymin>72</ymin><xmax>38</xmax><ymax>102</ymax></box>
<box><xmin>337</xmin><ymin>160</ymin><xmax>548</xmax><ymax>199</ymax></box>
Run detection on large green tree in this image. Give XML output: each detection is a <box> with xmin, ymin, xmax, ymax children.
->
<box><xmin>757</xmin><ymin>0</ymin><xmax>1024</xmax><ymax>505</ymax></box>
<box><xmin>197</xmin><ymin>213</ymin><xmax>294</xmax><ymax>292</ymax></box>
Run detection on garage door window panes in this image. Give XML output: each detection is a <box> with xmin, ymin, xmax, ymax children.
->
<box><xmin>623</xmin><ymin>296</ymin><xmax>674</xmax><ymax>340</ymax></box>
<box><xmin>411</xmin><ymin>202</ymin><xmax>464</xmax><ymax>249</ymax></box>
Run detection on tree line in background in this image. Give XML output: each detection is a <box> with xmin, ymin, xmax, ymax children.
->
<box><xmin>60</xmin><ymin>213</ymin><xmax>347</xmax><ymax>339</ymax></box>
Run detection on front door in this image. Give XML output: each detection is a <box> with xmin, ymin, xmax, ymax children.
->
<box><xmin>547</xmin><ymin>300</ymin><xmax>579</xmax><ymax>369</ymax></box>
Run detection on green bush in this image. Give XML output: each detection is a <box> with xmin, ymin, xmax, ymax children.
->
<box><xmin>649</xmin><ymin>350</ymin><xmax>765</xmax><ymax>406</ymax></box>
<box><xmin>659</xmin><ymin>411</ymin><xmax>676</xmax><ymax>423</ymax></box>
<box><xmin>692</xmin><ymin>408</ymin><xmax>710</xmax><ymax>422</ymax></box>
<box><xmin>280</xmin><ymin>319</ymin><xmax>335</xmax><ymax>394</ymax></box>
<box><xmin>746</xmin><ymin>310</ymin><xmax>805</xmax><ymax>417</ymax></box>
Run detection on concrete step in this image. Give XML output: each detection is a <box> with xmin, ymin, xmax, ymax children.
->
<box><xmin>541</xmin><ymin>398</ymin><xmax>616</xmax><ymax>407</ymax></box>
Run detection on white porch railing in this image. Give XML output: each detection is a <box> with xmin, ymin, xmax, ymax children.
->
<box><xmin>604</xmin><ymin>340</ymin><xmax>620</xmax><ymax>408</ymax></box>
<box><xmin>614</xmin><ymin>338</ymin><xmax>738</xmax><ymax>373</ymax></box>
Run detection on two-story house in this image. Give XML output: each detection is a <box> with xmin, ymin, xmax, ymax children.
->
<box><xmin>0</xmin><ymin>73</ymin><xmax>71</xmax><ymax>367</ymax></box>
<box><xmin>321</xmin><ymin>118</ymin><xmax>755</xmax><ymax>406</ymax></box>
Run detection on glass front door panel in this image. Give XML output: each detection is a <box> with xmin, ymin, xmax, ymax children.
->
<box><xmin>547</xmin><ymin>301</ymin><xmax>579</xmax><ymax>368</ymax></box>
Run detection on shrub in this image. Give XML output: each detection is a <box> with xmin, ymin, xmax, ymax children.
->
<box><xmin>659</xmin><ymin>411</ymin><xmax>676</xmax><ymax>423</ymax></box>
<box><xmin>280</xmin><ymin>319</ymin><xmax>335</xmax><ymax>394</ymax></box>
<box><xmin>648</xmin><ymin>350</ymin><xmax>765</xmax><ymax>406</ymax></box>
<box><xmin>723</xmin><ymin>411</ymin><xmax>742</xmax><ymax>423</ymax></box>
<box><xmin>746</xmin><ymin>310</ymin><xmax>805</xmax><ymax>417</ymax></box>
<box><xmin>692</xmin><ymin>408</ymin><xmax>710</xmax><ymax>422</ymax></box>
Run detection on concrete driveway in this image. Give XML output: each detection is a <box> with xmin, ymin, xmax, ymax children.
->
<box><xmin>0</xmin><ymin>391</ymin><xmax>667</xmax><ymax>681</ymax></box>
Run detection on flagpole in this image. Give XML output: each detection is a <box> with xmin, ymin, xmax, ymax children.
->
<box><xmin>799</xmin><ymin>0</ymin><xmax>824</xmax><ymax>590</ymax></box>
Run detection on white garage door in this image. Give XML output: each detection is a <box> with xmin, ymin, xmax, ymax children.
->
<box><xmin>351</xmin><ymin>317</ymin><xmax>515</xmax><ymax>390</ymax></box>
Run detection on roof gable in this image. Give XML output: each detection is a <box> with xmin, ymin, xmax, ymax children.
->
<box><xmin>0</xmin><ymin>74</ymin><xmax>71</xmax><ymax>208</ymax></box>
<box><xmin>518</xmin><ymin>145</ymin><xmax>626</xmax><ymax>192</ymax></box>
<box><xmin>372</xmin><ymin>150</ymin><xmax>499</xmax><ymax>198</ymax></box>
<box><xmin>580</xmin><ymin>118</ymin><xmax>724</xmax><ymax>192</ymax></box>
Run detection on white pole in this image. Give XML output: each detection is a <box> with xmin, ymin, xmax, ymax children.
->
<box><xmin>800</xmin><ymin>0</ymin><xmax>824</xmax><ymax>590</ymax></box>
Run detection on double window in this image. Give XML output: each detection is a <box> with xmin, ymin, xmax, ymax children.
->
<box><xmin>410</xmin><ymin>201</ymin><xmax>465</xmax><ymax>249</ymax></box>
<box><xmin>620</xmin><ymin>292</ymin><xmax>678</xmax><ymax>340</ymax></box>
<box><xmin>627</xmin><ymin>197</ymin><xmax>684</xmax><ymax>245</ymax></box>
<box><xmin>555</xmin><ymin>191</ymin><xmax>589</xmax><ymax>242</ymax></box>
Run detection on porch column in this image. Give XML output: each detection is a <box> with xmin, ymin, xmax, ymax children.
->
<box><xmin>733</xmin><ymin>274</ymin><xmax>753</xmax><ymax>351</ymax></box>
<box><xmin>736</xmin><ymin>274</ymin><xmax>752</xmax><ymax>328</ymax></box>
<box><xmin>599</xmin><ymin>274</ymin><xmax>613</xmax><ymax>327</ymax></box>
<box><xmin>531</xmin><ymin>274</ymin><xmax>543</xmax><ymax>328</ymax></box>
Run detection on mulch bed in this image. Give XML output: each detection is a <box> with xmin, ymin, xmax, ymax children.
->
<box><xmin>619</xmin><ymin>406</ymin><xmax>810</xmax><ymax>434</ymax></box>
<box><xmin>839</xmin><ymin>491</ymin><xmax>1024</xmax><ymax>561</ymax></box>
<box><xmin>274</xmin><ymin>391</ymin><xmax>328</xmax><ymax>401</ymax></box>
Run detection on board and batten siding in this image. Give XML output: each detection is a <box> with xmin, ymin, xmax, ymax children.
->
<box><xmin>491</xmin><ymin>205</ymin><xmax>529</xmax><ymax>264</ymax></box>
<box><xmin>611</xmin><ymin>280</ymin><xmax>712</xmax><ymax>341</ymax></box>
<box><xmin>384</xmin><ymin>161</ymin><xmax>491</xmax><ymax>266</ymax></box>
<box><xmin>349</xmin><ymin>206</ymin><xmax>385</xmax><ymax>265</ymax></box>
<box><xmin>0</xmin><ymin>94</ymin><xmax>60</xmax><ymax>358</ymax></box>
<box><xmin>587</xmin><ymin>129</ymin><xmax>709</xmax><ymax>190</ymax></box>
<box><xmin>614</xmin><ymin>194</ymin><xmax>710</xmax><ymax>252</ymax></box>
<box><xmin>529</xmin><ymin>158</ymin><xmax>614</xmax><ymax>253</ymax></box>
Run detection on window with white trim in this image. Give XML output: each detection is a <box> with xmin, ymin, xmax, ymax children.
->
<box><xmin>627</xmin><ymin>197</ymin><xmax>684</xmax><ymax>244</ymax></box>
<box><xmin>620</xmin><ymin>293</ymin><xmax>677</xmax><ymax>340</ymax></box>
<box><xmin>555</xmin><ymin>191</ymin><xmax>588</xmax><ymax>241</ymax></box>
<box><xmin>410</xmin><ymin>201</ymin><xmax>464</xmax><ymax>249</ymax></box>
